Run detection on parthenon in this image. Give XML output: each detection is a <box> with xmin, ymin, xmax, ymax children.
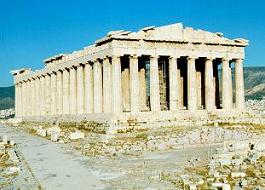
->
<box><xmin>11</xmin><ymin>23</ymin><xmax>248</xmax><ymax>123</ymax></box>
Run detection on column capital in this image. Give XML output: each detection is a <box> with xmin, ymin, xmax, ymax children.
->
<box><xmin>187</xmin><ymin>56</ymin><xmax>196</xmax><ymax>61</ymax></box>
<box><xmin>235</xmin><ymin>58</ymin><xmax>244</xmax><ymax>63</ymax></box>
<box><xmin>150</xmin><ymin>55</ymin><xmax>159</xmax><ymax>60</ymax></box>
<box><xmin>129</xmin><ymin>54</ymin><xmax>138</xmax><ymax>59</ymax></box>
<box><xmin>221</xmin><ymin>57</ymin><xmax>231</xmax><ymax>62</ymax></box>
<box><xmin>169</xmin><ymin>56</ymin><xmax>178</xmax><ymax>61</ymax></box>
<box><xmin>205</xmin><ymin>57</ymin><xmax>215</xmax><ymax>61</ymax></box>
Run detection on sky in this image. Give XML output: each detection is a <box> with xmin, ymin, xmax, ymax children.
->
<box><xmin>0</xmin><ymin>0</ymin><xmax>265</xmax><ymax>87</ymax></box>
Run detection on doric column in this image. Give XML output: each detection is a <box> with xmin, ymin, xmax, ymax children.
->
<box><xmin>45</xmin><ymin>74</ymin><xmax>51</xmax><ymax>115</ymax></box>
<box><xmin>35</xmin><ymin>77</ymin><xmax>40</xmax><ymax>116</ymax></box>
<box><xmin>103</xmin><ymin>58</ymin><xmax>112</xmax><ymax>113</ymax></box>
<box><xmin>56</xmin><ymin>71</ymin><xmax>63</xmax><ymax>115</ymax></box>
<box><xmin>18</xmin><ymin>83</ymin><xmax>23</xmax><ymax>117</ymax></box>
<box><xmin>40</xmin><ymin>76</ymin><xmax>45</xmax><ymax>116</ymax></box>
<box><xmin>150</xmin><ymin>56</ymin><xmax>161</xmax><ymax>112</ymax></box>
<box><xmin>205</xmin><ymin>58</ymin><xmax>215</xmax><ymax>111</ymax></box>
<box><xmin>21</xmin><ymin>82</ymin><xmax>25</xmax><ymax>117</ymax></box>
<box><xmin>187</xmin><ymin>57</ymin><xmax>197</xmax><ymax>111</ymax></box>
<box><xmin>222</xmin><ymin>59</ymin><xmax>232</xmax><ymax>110</ymax></box>
<box><xmin>112</xmin><ymin>56</ymin><xmax>122</xmax><ymax>113</ymax></box>
<box><xmin>235</xmin><ymin>59</ymin><xmax>245</xmax><ymax>110</ymax></box>
<box><xmin>84</xmin><ymin>63</ymin><xmax>94</xmax><ymax>113</ymax></box>
<box><xmin>93</xmin><ymin>60</ymin><xmax>103</xmax><ymax>113</ymax></box>
<box><xmin>15</xmin><ymin>83</ymin><xmax>19</xmax><ymax>117</ymax></box>
<box><xmin>169</xmin><ymin>56</ymin><xmax>179</xmax><ymax>111</ymax></box>
<box><xmin>77</xmin><ymin>65</ymin><xmax>85</xmax><ymax>114</ymax></box>
<box><xmin>69</xmin><ymin>66</ymin><xmax>77</xmax><ymax>114</ymax></box>
<box><xmin>26</xmin><ymin>80</ymin><xmax>31</xmax><ymax>116</ymax></box>
<box><xmin>50</xmin><ymin>72</ymin><xmax>57</xmax><ymax>115</ymax></box>
<box><xmin>130</xmin><ymin>55</ymin><xmax>140</xmax><ymax>113</ymax></box>
<box><xmin>31</xmin><ymin>79</ymin><xmax>36</xmax><ymax>116</ymax></box>
<box><xmin>62</xmin><ymin>69</ymin><xmax>70</xmax><ymax>114</ymax></box>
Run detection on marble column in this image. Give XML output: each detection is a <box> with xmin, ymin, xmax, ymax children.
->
<box><xmin>235</xmin><ymin>59</ymin><xmax>245</xmax><ymax>110</ymax></box>
<box><xmin>21</xmin><ymin>82</ymin><xmax>25</xmax><ymax>117</ymax></box>
<box><xmin>50</xmin><ymin>72</ymin><xmax>57</xmax><ymax>115</ymax></box>
<box><xmin>26</xmin><ymin>80</ymin><xmax>31</xmax><ymax>116</ymax></box>
<box><xmin>222</xmin><ymin>59</ymin><xmax>232</xmax><ymax>110</ymax></box>
<box><xmin>40</xmin><ymin>76</ymin><xmax>45</xmax><ymax>116</ymax></box>
<box><xmin>93</xmin><ymin>60</ymin><xmax>102</xmax><ymax>113</ymax></box>
<box><xmin>139</xmin><ymin>66</ymin><xmax>147</xmax><ymax>111</ymax></box>
<box><xmin>15</xmin><ymin>83</ymin><xmax>19</xmax><ymax>117</ymax></box>
<box><xmin>31</xmin><ymin>79</ymin><xmax>36</xmax><ymax>116</ymax></box>
<box><xmin>103</xmin><ymin>58</ymin><xmax>112</xmax><ymax>113</ymax></box>
<box><xmin>56</xmin><ymin>71</ymin><xmax>63</xmax><ymax>115</ymax></box>
<box><xmin>35</xmin><ymin>77</ymin><xmax>40</xmax><ymax>116</ymax></box>
<box><xmin>150</xmin><ymin>56</ymin><xmax>161</xmax><ymax>112</ymax></box>
<box><xmin>84</xmin><ymin>63</ymin><xmax>94</xmax><ymax>113</ymax></box>
<box><xmin>77</xmin><ymin>65</ymin><xmax>85</xmax><ymax>114</ymax></box>
<box><xmin>169</xmin><ymin>56</ymin><xmax>179</xmax><ymax>111</ymax></box>
<box><xmin>18</xmin><ymin>83</ymin><xmax>23</xmax><ymax>117</ymax></box>
<box><xmin>62</xmin><ymin>69</ymin><xmax>70</xmax><ymax>114</ymax></box>
<box><xmin>112</xmin><ymin>56</ymin><xmax>122</xmax><ymax>113</ymax></box>
<box><xmin>187</xmin><ymin>57</ymin><xmax>197</xmax><ymax>111</ymax></box>
<box><xmin>45</xmin><ymin>74</ymin><xmax>51</xmax><ymax>115</ymax></box>
<box><xmin>205</xmin><ymin>58</ymin><xmax>215</xmax><ymax>111</ymax></box>
<box><xmin>69</xmin><ymin>67</ymin><xmax>77</xmax><ymax>114</ymax></box>
<box><xmin>130</xmin><ymin>55</ymin><xmax>140</xmax><ymax>113</ymax></box>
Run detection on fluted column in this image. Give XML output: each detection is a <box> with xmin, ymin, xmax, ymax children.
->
<box><xmin>187</xmin><ymin>57</ymin><xmax>197</xmax><ymax>111</ymax></box>
<box><xmin>93</xmin><ymin>60</ymin><xmax>102</xmax><ymax>113</ymax></box>
<box><xmin>18</xmin><ymin>83</ymin><xmax>23</xmax><ymax>117</ymax></box>
<box><xmin>40</xmin><ymin>76</ymin><xmax>45</xmax><ymax>116</ymax></box>
<box><xmin>45</xmin><ymin>74</ymin><xmax>51</xmax><ymax>115</ymax></box>
<box><xmin>205</xmin><ymin>58</ymin><xmax>215</xmax><ymax>111</ymax></box>
<box><xmin>62</xmin><ymin>69</ymin><xmax>70</xmax><ymax>114</ymax></box>
<box><xmin>69</xmin><ymin>67</ymin><xmax>77</xmax><ymax>114</ymax></box>
<box><xmin>130</xmin><ymin>55</ymin><xmax>140</xmax><ymax>113</ymax></box>
<box><xmin>26</xmin><ymin>80</ymin><xmax>31</xmax><ymax>116</ymax></box>
<box><xmin>112</xmin><ymin>56</ymin><xmax>122</xmax><ymax>113</ymax></box>
<box><xmin>31</xmin><ymin>79</ymin><xmax>36</xmax><ymax>116</ymax></box>
<box><xmin>15</xmin><ymin>83</ymin><xmax>19</xmax><ymax>117</ymax></box>
<box><xmin>56</xmin><ymin>71</ymin><xmax>63</xmax><ymax>115</ymax></box>
<box><xmin>50</xmin><ymin>72</ymin><xmax>57</xmax><ymax>115</ymax></box>
<box><xmin>235</xmin><ymin>59</ymin><xmax>245</xmax><ymax>110</ymax></box>
<box><xmin>103</xmin><ymin>58</ymin><xmax>112</xmax><ymax>113</ymax></box>
<box><xmin>169</xmin><ymin>56</ymin><xmax>179</xmax><ymax>111</ymax></box>
<box><xmin>77</xmin><ymin>65</ymin><xmax>85</xmax><ymax>114</ymax></box>
<box><xmin>35</xmin><ymin>77</ymin><xmax>40</xmax><ymax>116</ymax></box>
<box><xmin>222</xmin><ymin>59</ymin><xmax>232</xmax><ymax>110</ymax></box>
<box><xmin>21</xmin><ymin>82</ymin><xmax>25</xmax><ymax>117</ymax></box>
<box><xmin>84</xmin><ymin>63</ymin><xmax>94</xmax><ymax>113</ymax></box>
<box><xmin>150</xmin><ymin>56</ymin><xmax>161</xmax><ymax>112</ymax></box>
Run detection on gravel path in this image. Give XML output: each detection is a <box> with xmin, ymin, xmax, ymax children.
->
<box><xmin>0</xmin><ymin>124</ymin><xmax>104</xmax><ymax>190</ymax></box>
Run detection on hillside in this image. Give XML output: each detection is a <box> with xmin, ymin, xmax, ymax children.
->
<box><xmin>0</xmin><ymin>86</ymin><xmax>15</xmax><ymax>110</ymax></box>
<box><xmin>243</xmin><ymin>67</ymin><xmax>265</xmax><ymax>100</ymax></box>
<box><xmin>0</xmin><ymin>67</ymin><xmax>264</xmax><ymax>110</ymax></box>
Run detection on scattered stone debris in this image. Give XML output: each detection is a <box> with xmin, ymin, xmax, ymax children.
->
<box><xmin>69</xmin><ymin>130</ymin><xmax>85</xmax><ymax>140</ymax></box>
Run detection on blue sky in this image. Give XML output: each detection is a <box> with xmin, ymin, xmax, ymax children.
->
<box><xmin>0</xmin><ymin>0</ymin><xmax>265</xmax><ymax>87</ymax></box>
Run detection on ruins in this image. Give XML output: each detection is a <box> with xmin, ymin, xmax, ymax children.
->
<box><xmin>11</xmin><ymin>23</ymin><xmax>248</xmax><ymax>123</ymax></box>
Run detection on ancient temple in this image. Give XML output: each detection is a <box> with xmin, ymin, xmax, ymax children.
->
<box><xmin>11</xmin><ymin>23</ymin><xmax>248</xmax><ymax>123</ymax></box>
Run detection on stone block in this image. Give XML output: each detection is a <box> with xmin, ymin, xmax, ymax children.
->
<box><xmin>37</xmin><ymin>128</ymin><xmax>47</xmax><ymax>137</ymax></box>
<box><xmin>69</xmin><ymin>131</ymin><xmax>84</xmax><ymax>140</ymax></box>
<box><xmin>231</xmin><ymin>172</ymin><xmax>246</xmax><ymax>178</ymax></box>
<box><xmin>51</xmin><ymin>133</ymin><xmax>59</xmax><ymax>142</ymax></box>
<box><xmin>47</xmin><ymin>126</ymin><xmax>61</xmax><ymax>136</ymax></box>
<box><xmin>2</xmin><ymin>135</ymin><xmax>8</xmax><ymax>144</ymax></box>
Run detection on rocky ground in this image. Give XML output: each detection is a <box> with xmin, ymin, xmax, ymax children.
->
<box><xmin>0</xmin><ymin>98</ymin><xmax>264</xmax><ymax>189</ymax></box>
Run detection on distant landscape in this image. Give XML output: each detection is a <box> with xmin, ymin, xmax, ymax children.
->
<box><xmin>0</xmin><ymin>66</ymin><xmax>264</xmax><ymax>110</ymax></box>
